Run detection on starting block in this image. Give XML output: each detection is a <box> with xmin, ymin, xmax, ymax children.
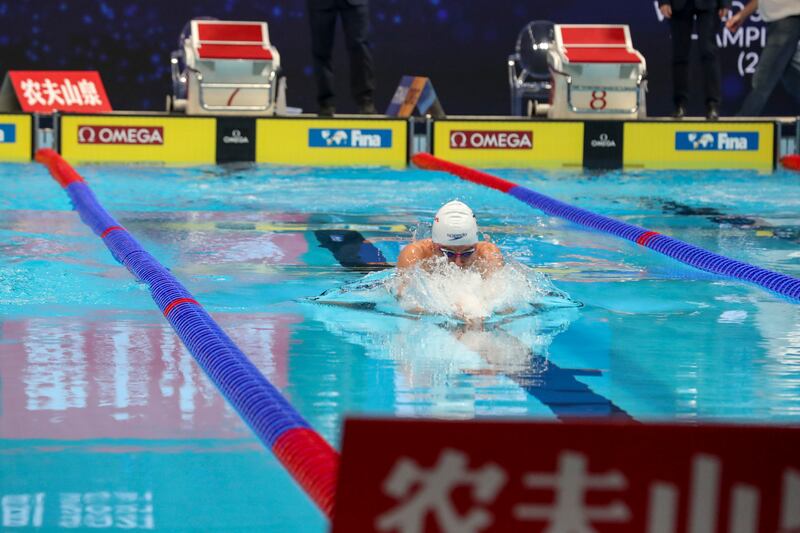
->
<box><xmin>170</xmin><ymin>19</ymin><xmax>285</xmax><ymax>115</ymax></box>
<box><xmin>547</xmin><ymin>24</ymin><xmax>647</xmax><ymax>119</ymax></box>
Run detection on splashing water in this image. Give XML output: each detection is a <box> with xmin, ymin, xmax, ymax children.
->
<box><xmin>312</xmin><ymin>259</ymin><xmax>578</xmax><ymax>323</ymax></box>
<box><xmin>393</xmin><ymin>257</ymin><xmax>575</xmax><ymax>320</ymax></box>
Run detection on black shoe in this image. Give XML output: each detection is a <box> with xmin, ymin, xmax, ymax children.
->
<box><xmin>318</xmin><ymin>104</ymin><xmax>335</xmax><ymax>117</ymax></box>
<box><xmin>706</xmin><ymin>102</ymin><xmax>720</xmax><ymax>121</ymax></box>
<box><xmin>357</xmin><ymin>101</ymin><xmax>378</xmax><ymax>115</ymax></box>
<box><xmin>671</xmin><ymin>104</ymin><xmax>686</xmax><ymax>119</ymax></box>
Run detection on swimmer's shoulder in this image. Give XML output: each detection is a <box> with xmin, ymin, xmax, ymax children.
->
<box><xmin>398</xmin><ymin>238</ymin><xmax>435</xmax><ymax>268</ymax></box>
<box><xmin>476</xmin><ymin>241</ymin><xmax>502</xmax><ymax>257</ymax></box>
<box><xmin>475</xmin><ymin>241</ymin><xmax>504</xmax><ymax>269</ymax></box>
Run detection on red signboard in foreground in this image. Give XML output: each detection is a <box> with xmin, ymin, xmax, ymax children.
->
<box><xmin>5</xmin><ymin>70</ymin><xmax>111</xmax><ymax>113</ymax></box>
<box><xmin>333</xmin><ymin>419</ymin><xmax>800</xmax><ymax>532</ymax></box>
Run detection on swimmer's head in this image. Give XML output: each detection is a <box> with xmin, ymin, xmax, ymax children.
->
<box><xmin>431</xmin><ymin>200</ymin><xmax>478</xmax><ymax>246</ymax></box>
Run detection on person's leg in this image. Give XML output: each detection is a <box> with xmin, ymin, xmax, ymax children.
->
<box><xmin>738</xmin><ymin>17</ymin><xmax>800</xmax><ymax>116</ymax></box>
<box><xmin>778</xmin><ymin>18</ymin><xmax>800</xmax><ymax>104</ymax></box>
<box><xmin>695</xmin><ymin>9</ymin><xmax>722</xmax><ymax>114</ymax></box>
<box><xmin>308</xmin><ymin>3</ymin><xmax>339</xmax><ymax>113</ymax></box>
<box><xmin>339</xmin><ymin>1</ymin><xmax>376</xmax><ymax>111</ymax></box>
<box><xmin>670</xmin><ymin>9</ymin><xmax>694</xmax><ymax>113</ymax></box>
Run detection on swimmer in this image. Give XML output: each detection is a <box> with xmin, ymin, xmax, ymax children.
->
<box><xmin>397</xmin><ymin>200</ymin><xmax>504</xmax><ymax>273</ymax></box>
<box><xmin>396</xmin><ymin>200</ymin><xmax>505</xmax><ymax>323</ymax></box>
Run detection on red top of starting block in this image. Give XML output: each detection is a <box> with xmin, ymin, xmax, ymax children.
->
<box><xmin>193</xmin><ymin>21</ymin><xmax>274</xmax><ymax>61</ymax></box>
<box><xmin>564</xmin><ymin>47</ymin><xmax>641</xmax><ymax>64</ymax></box>
<box><xmin>196</xmin><ymin>22</ymin><xmax>265</xmax><ymax>42</ymax></box>
<box><xmin>196</xmin><ymin>44</ymin><xmax>273</xmax><ymax>60</ymax></box>
<box><xmin>560</xmin><ymin>26</ymin><xmax>628</xmax><ymax>46</ymax></box>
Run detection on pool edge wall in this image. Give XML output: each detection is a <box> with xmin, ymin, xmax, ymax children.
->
<box><xmin>1</xmin><ymin>112</ymin><xmax>794</xmax><ymax>172</ymax></box>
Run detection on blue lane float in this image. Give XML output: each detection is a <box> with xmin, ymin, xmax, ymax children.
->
<box><xmin>36</xmin><ymin>148</ymin><xmax>338</xmax><ymax>518</ymax></box>
<box><xmin>413</xmin><ymin>152</ymin><xmax>800</xmax><ymax>301</ymax></box>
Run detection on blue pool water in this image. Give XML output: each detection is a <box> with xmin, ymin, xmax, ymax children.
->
<box><xmin>1</xmin><ymin>162</ymin><xmax>799</xmax><ymax>531</ymax></box>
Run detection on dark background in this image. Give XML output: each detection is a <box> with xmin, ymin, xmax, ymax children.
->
<box><xmin>1</xmin><ymin>0</ymin><xmax>796</xmax><ymax>116</ymax></box>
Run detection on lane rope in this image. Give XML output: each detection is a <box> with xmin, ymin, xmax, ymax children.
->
<box><xmin>35</xmin><ymin>148</ymin><xmax>338</xmax><ymax>518</ymax></box>
<box><xmin>412</xmin><ymin>152</ymin><xmax>800</xmax><ymax>301</ymax></box>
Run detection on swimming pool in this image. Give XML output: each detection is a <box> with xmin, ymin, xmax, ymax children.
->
<box><xmin>2</xmin><ymin>161</ymin><xmax>799</xmax><ymax>531</ymax></box>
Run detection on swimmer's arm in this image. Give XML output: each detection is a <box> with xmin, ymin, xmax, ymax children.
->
<box><xmin>397</xmin><ymin>242</ymin><xmax>425</xmax><ymax>269</ymax></box>
<box><xmin>395</xmin><ymin>243</ymin><xmax>436</xmax><ymax>314</ymax></box>
<box><xmin>395</xmin><ymin>281</ymin><xmax>426</xmax><ymax>314</ymax></box>
<box><xmin>478</xmin><ymin>242</ymin><xmax>515</xmax><ymax>315</ymax></box>
<box><xmin>394</xmin><ymin>243</ymin><xmax>425</xmax><ymax>299</ymax></box>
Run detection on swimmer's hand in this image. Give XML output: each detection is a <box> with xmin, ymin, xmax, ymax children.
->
<box><xmin>463</xmin><ymin>316</ymin><xmax>485</xmax><ymax>329</ymax></box>
<box><xmin>453</xmin><ymin>303</ymin><xmax>485</xmax><ymax>329</ymax></box>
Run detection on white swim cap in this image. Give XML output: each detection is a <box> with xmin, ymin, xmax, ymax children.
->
<box><xmin>431</xmin><ymin>200</ymin><xmax>478</xmax><ymax>245</ymax></box>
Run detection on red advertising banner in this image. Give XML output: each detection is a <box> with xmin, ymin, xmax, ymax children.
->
<box><xmin>4</xmin><ymin>70</ymin><xmax>112</xmax><ymax>113</ymax></box>
<box><xmin>333</xmin><ymin>418</ymin><xmax>800</xmax><ymax>532</ymax></box>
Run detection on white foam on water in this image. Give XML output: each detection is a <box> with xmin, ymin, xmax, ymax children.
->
<box><xmin>718</xmin><ymin>310</ymin><xmax>748</xmax><ymax>323</ymax></box>
<box><xmin>391</xmin><ymin>257</ymin><xmax>568</xmax><ymax>321</ymax></box>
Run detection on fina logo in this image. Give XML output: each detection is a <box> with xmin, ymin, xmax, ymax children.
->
<box><xmin>309</xmin><ymin>128</ymin><xmax>392</xmax><ymax>148</ymax></box>
<box><xmin>676</xmin><ymin>131</ymin><xmax>759</xmax><ymax>151</ymax></box>
<box><xmin>322</xmin><ymin>130</ymin><xmax>349</xmax><ymax>146</ymax></box>
<box><xmin>590</xmin><ymin>132</ymin><xmax>616</xmax><ymax>148</ymax></box>
<box><xmin>223</xmin><ymin>129</ymin><xmax>249</xmax><ymax>144</ymax></box>
<box><xmin>0</xmin><ymin>124</ymin><xmax>16</xmax><ymax>143</ymax></box>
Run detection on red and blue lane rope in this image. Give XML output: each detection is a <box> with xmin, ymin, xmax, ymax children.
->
<box><xmin>412</xmin><ymin>152</ymin><xmax>800</xmax><ymax>301</ymax></box>
<box><xmin>35</xmin><ymin>149</ymin><xmax>338</xmax><ymax>518</ymax></box>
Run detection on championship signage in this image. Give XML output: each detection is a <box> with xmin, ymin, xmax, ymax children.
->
<box><xmin>256</xmin><ymin>118</ymin><xmax>408</xmax><ymax>168</ymax></box>
<box><xmin>433</xmin><ymin>120</ymin><xmax>582</xmax><ymax>168</ymax></box>
<box><xmin>623</xmin><ymin>122</ymin><xmax>774</xmax><ymax>170</ymax></box>
<box><xmin>0</xmin><ymin>71</ymin><xmax>112</xmax><ymax>113</ymax></box>
<box><xmin>334</xmin><ymin>418</ymin><xmax>800</xmax><ymax>532</ymax></box>
<box><xmin>0</xmin><ymin>114</ymin><xmax>32</xmax><ymax>161</ymax></box>
<box><xmin>59</xmin><ymin>114</ymin><xmax>215</xmax><ymax>164</ymax></box>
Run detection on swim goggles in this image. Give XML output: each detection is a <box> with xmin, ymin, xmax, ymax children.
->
<box><xmin>439</xmin><ymin>246</ymin><xmax>476</xmax><ymax>259</ymax></box>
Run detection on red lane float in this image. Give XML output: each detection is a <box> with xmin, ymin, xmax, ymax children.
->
<box><xmin>780</xmin><ymin>154</ymin><xmax>800</xmax><ymax>171</ymax></box>
<box><xmin>412</xmin><ymin>152</ymin><xmax>517</xmax><ymax>193</ymax></box>
<box><xmin>35</xmin><ymin>148</ymin><xmax>85</xmax><ymax>187</ymax></box>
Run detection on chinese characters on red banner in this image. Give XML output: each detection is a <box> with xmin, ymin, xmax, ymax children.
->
<box><xmin>333</xmin><ymin>419</ymin><xmax>800</xmax><ymax>532</ymax></box>
<box><xmin>373</xmin><ymin>448</ymin><xmax>799</xmax><ymax>532</ymax></box>
<box><xmin>6</xmin><ymin>71</ymin><xmax>112</xmax><ymax>113</ymax></box>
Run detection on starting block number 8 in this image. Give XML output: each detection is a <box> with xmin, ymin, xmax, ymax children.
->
<box><xmin>571</xmin><ymin>88</ymin><xmax>637</xmax><ymax>113</ymax></box>
<box><xmin>590</xmin><ymin>91</ymin><xmax>607</xmax><ymax>110</ymax></box>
